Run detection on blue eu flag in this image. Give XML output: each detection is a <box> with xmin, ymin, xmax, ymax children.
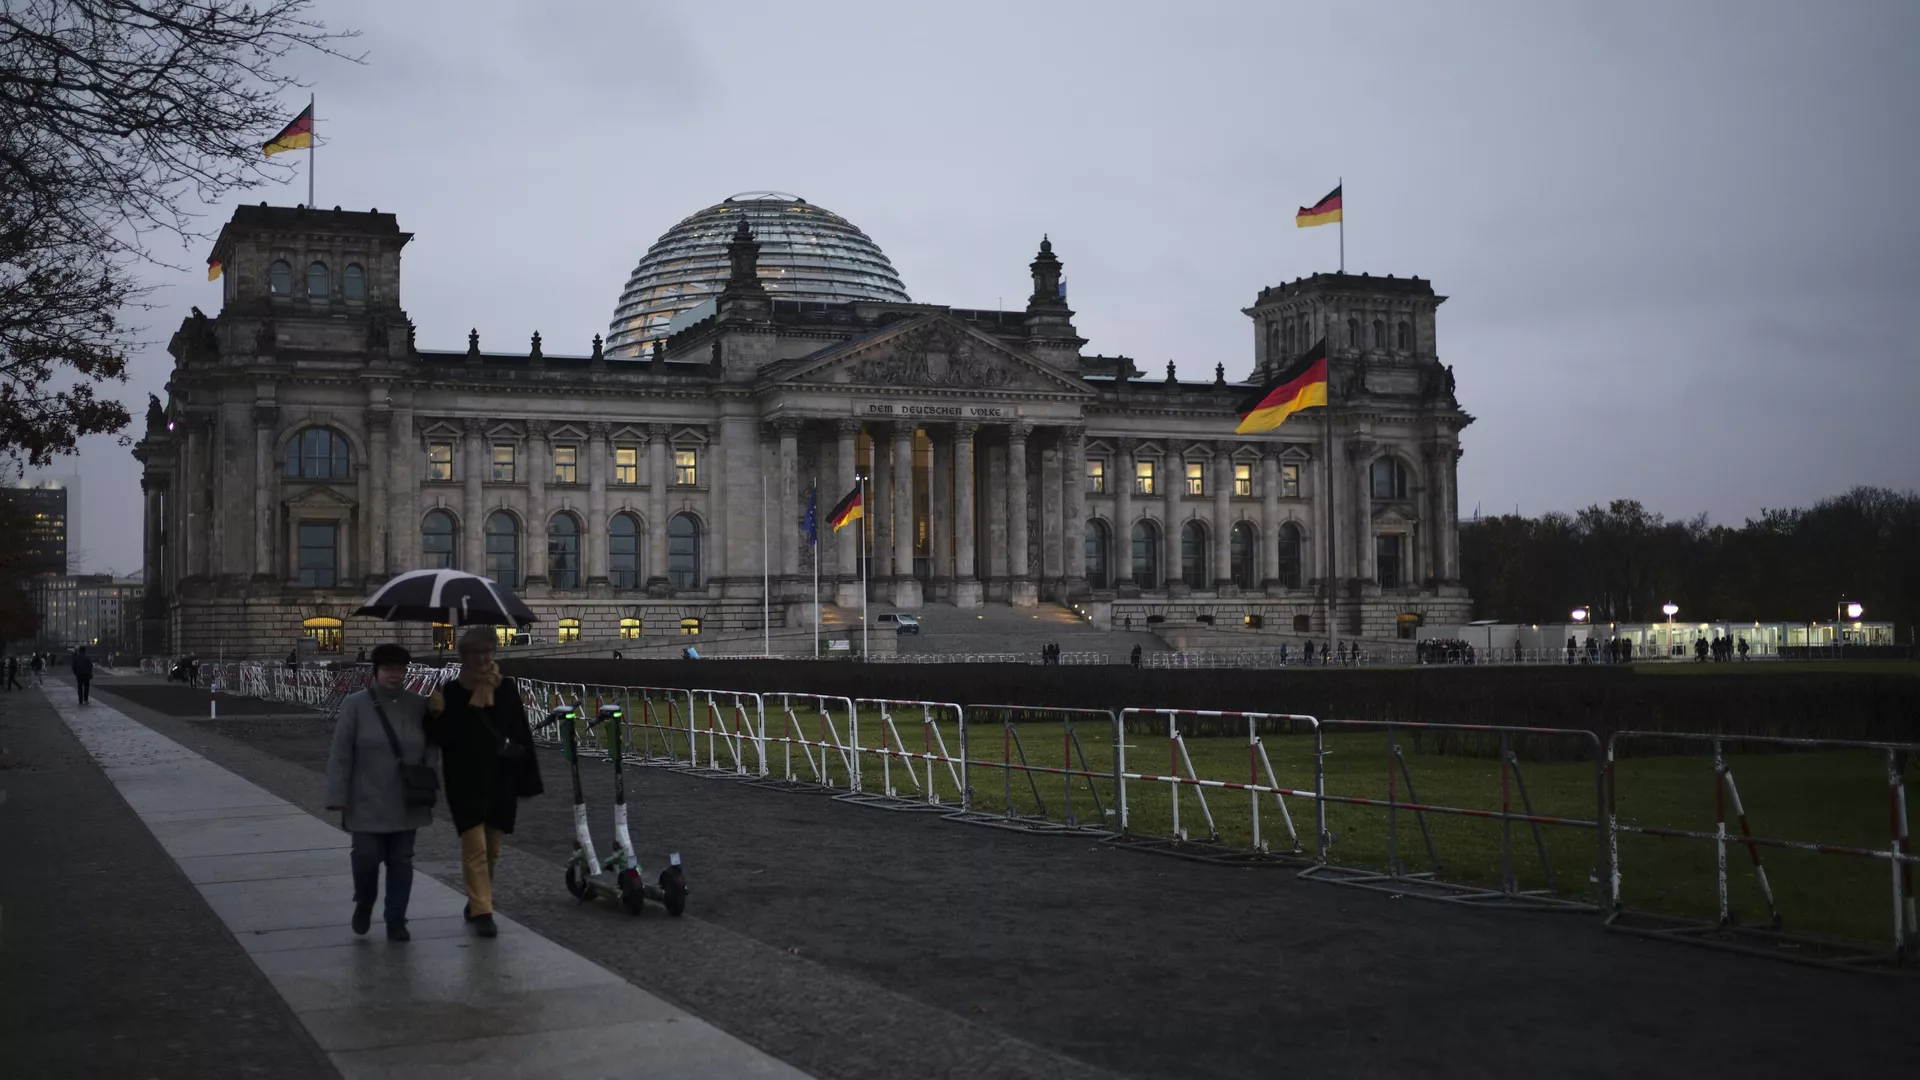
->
<box><xmin>801</xmin><ymin>484</ymin><xmax>819</xmax><ymax>546</ymax></box>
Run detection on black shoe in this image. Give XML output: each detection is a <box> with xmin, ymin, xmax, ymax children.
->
<box><xmin>463</xmin><ymin>902</ymin><xmax>476</xmax><ymax>923</ymax></box>
<box><xmin>351</xmin><ymin>903</ymin><xmax>372</xmax><ymax>936</ymax></box>
<box><xmin>473</xmin><ymin>914</ymin><xmax>498</xmax><ymax>938</ymax></box>
<box><xmin>386</xmin><ymin>921</ymin><xmax>411</xmax><ymax>942</ymax></box>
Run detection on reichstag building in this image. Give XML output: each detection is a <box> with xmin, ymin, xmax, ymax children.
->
<box><xmin>135</xmin><ymin>192</ymin><xmax>1472</xmax><ymax>655</ymax></box>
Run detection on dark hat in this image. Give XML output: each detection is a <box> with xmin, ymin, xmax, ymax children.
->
<box><xmin>369</xmin><ymin>643</ymin><xmax>411</xmax><ymax>668</ymax></box>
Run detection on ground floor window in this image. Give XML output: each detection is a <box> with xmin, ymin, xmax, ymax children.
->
<box><xmin>557</xmin><ymin>617</ymin><xmax>581</xmax><ymax>643</ymax></box>
<box><xmin>1397</xmin><ymin>612</ymin><xmax>1422</xmax><ymax>640</ymax></box>
<box><xmin>301</xmin><ymin>616</ymin><xmax>343</xmax><ymax>653</ymax></box>
<box><xmin>679</xmin><ymin>616</ymin><xmax>701</xmax><ymax>635</ymax></box>
<box><xmin>432</xmin><ymin>623</ymin><xmax>454</xmax><ymax>651</ymax></box>
<box><xmin>619</xmin><ymin>617</ymin><xmax>642</xmax><ymax>640</ymax></box>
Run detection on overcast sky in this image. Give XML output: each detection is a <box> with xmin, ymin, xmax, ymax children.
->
<box><xmin>42</xmin><ymin>0</ymin><xmax>1920</xmax><ymax>574</ymax></box>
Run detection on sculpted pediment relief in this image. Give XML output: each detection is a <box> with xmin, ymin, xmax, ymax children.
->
<box><xmin>786</xmin><ymin>316</ymin><xmax>1091</xmax><ymax>396</ymax></box>
<box><xmin>285</xmin><ymin>485</ymin><xmax>357</xmax><ymax>510</ymax></box>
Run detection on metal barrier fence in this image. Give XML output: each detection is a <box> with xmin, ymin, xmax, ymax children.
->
<box><xmin>1606</xmin><ymin>730</ymin><xmax>1920</xmax><ymax>967</ymax></box>
<box><xmin>1298</xmin><ymin>720</ymin><xmax>1606</xmax><ymax>911</ymax></box>
<box><xmin>948</xmin><ymin>705</ymin><xmax>1116</xmax><ymax>835</ymax></box>
<box><xmin>761</xmin><ymin>692</ymin><xmax>861</xmax><ymax>792</ymax></box>
<box><xmin>1114</xmin><ymin>709</ymin><xmax>1322</xmax><ymax>864</ymax></box>
<box><xmin>839</xmin><ymin>698</ymin><xmax>966</xmax><ymax>812</ymax></box>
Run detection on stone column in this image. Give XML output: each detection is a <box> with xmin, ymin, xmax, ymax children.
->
<box><xmin>1212</xmin><ymin>442</ymin><xmax>1235</xmax><ymax>593</ymax></box>
<box><xmin>834</xmin><ymin>419</ymin><xmax>861</xmax><ymax>607</ymax></box>
<box><xmin>777</xmin><ymin>419</ymin><xmax>801</xmax><ymax>581</ymax></box>
<box><xmin>1442</xmin><ymin>444</ymin><xmax>1461</xmax><ymax>581</ymax></box>
<box><xmin>462</xmin><ymin>417</ymin><xmax>486</xmax><ymax>574</ymax></box>
<box><xmin>252</xmin><ymin>406</ymin><xmax>277</xmax><ymax>578</ymax></box>
<box><xmin>367</xmin><ymin>410</ymin><xmax>391</xmax><ymax>581</ymax></box>
<box><xmin>1006</xmin><ymin>423</ymin><xmax>1034</xmax><ymax>606</ymax></box>
<box><xmin>1352</xmin><ymin>444</ymin><xmax>1375</xmax><ymax>583</ymax></box>
<box><xmin>891</xmin><ymin>422</ymin><xmax>921</xmax><ymax>608</ymax></box>
<box><xmin>1114</xmin><ymin>438</ymin><xmax>1135</xmax><ymax>590</ymax></box>
<box><xmin>184</xmin><ymin>418</ymin><xmax>206</xmax><ymax>579</ymax></box>
<box><xmin>646</xmin><ymin>423</ymin><xmax>669</xmax><ymax>592</ymax></box>
<box><xmin>587</xmin><ymin>421</ymin><xmax>610</xmax><ymax>587</ymax></box>
<box><xmin>1040</xmin><ymin>433</ymin><xmax>1062</xmax><ymax>591</ymax></box>
<box><xmin>1062</xmin><ymin>425</ymin><xmax>1087</xmax><ymax>595</ymax></box>
<box><xmin>1260</xmin><ymin>450</ymin><xmax>1281</xmax><ymax>589</ymax></box>
<box><xmin>390</xmin><ymin>409</ymin><xmax>415</xmax><ymax>576</ymax></box>
<box><xmin>523</xmin><ymin>420</ymin><xmax>549</xmax><ymax>585</ymax></box>
<box><xmin>930</xmin><ymin>429</ymin><xmax>951</xmax><ymax>598</ymax></box>
<box><xmin>867</xmin><ymin>427</ymin><xmax>889</xmax><ymax>582</ymax></box>
<box><xmin>951</xmin><ymin>423</ymin><xmax>981</xmax><ymax>608</ymax></box>
<box><xmin>1163</xmin><ymin>450</ymin><xmax>1183</xmax><ymax>595</ymax></box>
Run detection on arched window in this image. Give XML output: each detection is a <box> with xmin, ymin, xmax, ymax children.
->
<box><xmin>557</xmin><ymin>618</ymin><xmax>581</xmax><ymax>643</ymax></box>
<box><xmin>307</xmin><ymin>261</ymin><xmax>330</xmax><ymax>299</ymax></box>
<box><xmin>1277</xmin><ymin>523</ymin><xmax>1304</xmax><ymax>589</ymax></box>
<box><xmin>301</xmin><ymin>616</ymin><xmax>343</xmax><ymax>653</ymax></box>
<box><xmin>421</xmin><ymin>509</ymin><xmax>457</xmax><ymax>569</ymax></box>
<box><xmin>618</xmin><ymin>617</ymin><xmax>642</xmax><ymax>640</ymax></box>
<box><xmin>667</xmin><ymin>513</ymin><xmax>700</xmax><ymax>590</ymax></box>
<box><xmin>269</xmin><ymin>259</ymin><xmax>292</xmax><ymax>295</ymax></box>
<box><xmin>485</xmin><ymin>511</ymin><xmax>519</xmax><ymax>587</ymax></box>
<box><xmin>1084</xmin><ymin>520</ymin><xmax>1109</xmax><ymax>590</ymax></box>
<box><xmin>1181</xmin><ymin>521</ymin><xmax>1209</xmax><ymax>590</ymax></box>
<box><xmin>343</xmin><ymin>263</ymin><xmax>367</xmax><ymax>300</ymax></box>
<box><xmin>1130</xmin><ymin>521</ymin><xmax>1159</xmax><ymax>589</ymax></box>
<box><xmin>284</xmin><ymin>427</ymin><xmax>351</xmax><ymax>480</ymax></box>
<box><xmin>1372</xmin><ymin>319</ymin><xmax>1385</xmax><ymax>349</ymax></box>
<box><xmin>1346</xmin><ymin>318</ymin><xmax>1358</xmax><ymax>349</ymax></box>
<box><xmin>1397</xmin><ymin>320</ymin><xmax>1410</xmax><ymax>350</ymax></box>
<box><xmin>1266</xmin><ymin>322</ymin><xmax>1279</xmax><ymax>362</ymax></box>
<box><xmin>609</xmin><ymin>513</ymin><xmax>641</xmax><ymax>588</ymax></box>
<box><xmin>1370</xmin><ymin>457</ymin><xmax>1408</xmax><ymax>500</ymax></box>
<box><xmin>1283</xmin><ymin>318</ymin><xmax>1295</xmax><ymax>357</ymax></box>
<box><xmin>547</xmin><ymin>513</ymin><xmax>581</xmax><ymax>588</ymax></box>
<box><xmin>1230</xmin><ymin>522</ymin><xmax>1257</xmax><ymax>590</ymax></box>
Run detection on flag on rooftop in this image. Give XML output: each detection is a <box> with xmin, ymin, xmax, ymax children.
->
<box><xmin>1296</xmin><ymin>184</ymin><xmax>1343</xmax><ymax>228</ymax></box>
<box><xmin>207</xmin><ymin>254</ymin><xmax>223</xmax><ymax>281</ymax></box>
<box><xmin>263</xmin><ymin>103</ymin><xmax>314</xmax><ymax>158</ymax></box>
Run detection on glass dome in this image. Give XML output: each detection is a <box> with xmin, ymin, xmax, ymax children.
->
<box><xmin>605</xmin><ymin>191</ymin><xmax>910</xmax><ymax>358</ymax></box>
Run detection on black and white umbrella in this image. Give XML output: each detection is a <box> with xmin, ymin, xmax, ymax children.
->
<box><xmin>354</xmin><ymin>569</ymin><xmax>538</xmax><ymax>628</ymax></box>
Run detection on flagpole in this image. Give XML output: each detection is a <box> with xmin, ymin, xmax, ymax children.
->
<box><xmin>813</xmin><ymin>492</ymin><xmax>820</xmax><ymax>660</ymax></box>
<box><xmin>860</xmin><ymin>473</ymin><xmax>869</xmax><ymax>661</ymax></box>
<box><xmin>1337</xmin><ymin>174</ymin><xmax>1344</xmax><ymax>274</ymax></box>
<box><xmin>1324</xmin><ymin>359</ymin><xmax>1339</xmax><ymax>662</ymax></box>
<box><xmin>308</xmin><ymin>92</ymin><xmax>316</xmax><ymax>208</ymax></box>
<box><xmin>762</xmin><ymin>472</ymin><xmax>770</xmax><ymax>658</ymax></box>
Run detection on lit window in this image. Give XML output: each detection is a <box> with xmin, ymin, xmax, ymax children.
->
<box><xmin>432</xmin><ymin>623</ymin><xmax>454</xmax><ymax>651</ymax></box>
<box><xmin>427</xmin><ymin>441</ymin><xmax>452</xmax><ymax>481</ymax></box>
<box><xmin>1134</xmin><ymin>460</ymin><xmax>1155</xmax><ymax>495</ymax></box>
<box><xmin>307</xmin><ymin>261</ymin><xmax>330</xmax><ymax>299</ymax></box>
<box><xmin>344</xmin><ymin>264</ymin><xmax>367</xmax><ymax>300</ymax></box>
<box><xmin>552</xmin><ymin>445</ymin><xmax>578</xmax><ymax>484</ymax></box>
<box><xmin>297</xmin><ymin>524</ymin><xmax>337</xmax><ymax>587</ymax></box>
<box><xmin>301</xmin><ymin>616</ymin><xmax>343</xmax><ymax>652</ymax></box>
<box><xmin>1281</xmin><ymin>464</ymin><xmax>1301</xmax><ymax>498</ymax></box>
<box><xmin>1234</xmin><ymin>463</ymin><xmax>1252</xmax><ymax>497</ymax></box>
<box><xmin>614</xmin><ymin>446</ymin><xmax>638</xmax><ymax>485</ymax></box>
<box><xmin>557</xmin><ymin>618</ymin><xmax>581</xmax><ymax>643</ymax></box>
<box><xmin>1086</xmin><ymin>459</ymin><xmax>1106</xmax><ymax>494</ymax></box>
<box><xmin>619</xmin><ymin>617</ymin><xmax>642</xmax><ymax>640</ymax></box>
<box><xmin>1185</xmin><ymin>461</ymin><xmax>1204</xmax><ymax>496</ymax></box>
<box><xmin>674</xmin><ymin>449</ymin><xmax>697</xmax><ymax>486</ymax></box>
<box><xmin>491</xmin><ymin>443</ymin><xmax>516</xmax><ymax>482</ymax></box>
<box><xmin>679</xmin><ymin>616</ymin><xmax>701</xmax><ymax>636</ymax></box>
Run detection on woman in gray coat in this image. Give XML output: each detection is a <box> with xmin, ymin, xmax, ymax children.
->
<box><xmin>325</xmin><ymin>643</ymin><xmax>436</xmax><ymax>941</ymax></box>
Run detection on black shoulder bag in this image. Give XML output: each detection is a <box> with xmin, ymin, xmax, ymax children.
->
<box><xmin>472</xmin><ymin>686</ymin><xmax>544</xmax><ymax>799</ymax></box>
<box><xmin>370</xmin><ymin>692</ymin><xmax>440</xmax><ymax>810</ymax></box>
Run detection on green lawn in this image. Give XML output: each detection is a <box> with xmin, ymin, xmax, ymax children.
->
<box><xmin>1631</xmin><ymin>659</ymin><xmax>1920</xmax><ymax>677</ymax></box>
<box><xmin>560</xmin><ymin>686</ymin><xmax>1917</xmax><ymax>950</ymax></box>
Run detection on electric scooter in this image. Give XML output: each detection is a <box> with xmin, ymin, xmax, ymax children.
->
<box><xmin>546</xmin><ymin>702</ymin><xmax>688</xmax><ymax>916</ymax></box>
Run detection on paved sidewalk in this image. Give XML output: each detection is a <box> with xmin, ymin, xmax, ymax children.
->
<box><xmin>42</xmin><ymin>691</ymin><xmax>809</xmax><ymax>1080</ymax></box>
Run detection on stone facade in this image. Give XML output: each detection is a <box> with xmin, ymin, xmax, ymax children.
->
<box><xmin>134</xmin><ymin>205</ymin><xmax>1471</xmax><ymax>658</ymax></box>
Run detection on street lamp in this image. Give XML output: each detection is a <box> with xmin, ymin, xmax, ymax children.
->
<box><xmin>1836</xmin><ymin>601</ymin><xmax>1864</xmax><ymax>647</ymax></box>
<box><xmin>1662</xmin><ymin>603</ymin><xmax>1679</xmax><ymax>660</ymax></box>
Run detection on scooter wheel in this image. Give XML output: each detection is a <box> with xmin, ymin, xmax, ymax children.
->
<box><xmin>565</xmin><ymin>862</ymin><xmax>589</xmax><ymax>900</ymax></box>
<box><xmin>660</xmin><ymin>865</ymin><xmax>687</xmax><ymax>917</ymax></box>
<box><xmin>618</xmin><ymin>869</ymin><xmax>645</xmax><ymax>916</ymax></box>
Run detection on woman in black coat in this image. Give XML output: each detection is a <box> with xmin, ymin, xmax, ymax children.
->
<box><xmin>426</xmin><ymin>626</ymin><xmax>542</xmax><ymax>937</ymax></box>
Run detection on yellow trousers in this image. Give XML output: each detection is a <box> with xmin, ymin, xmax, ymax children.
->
<box><xmin>459</xmin><ymin>824</ymin><xmax>505</xmax><ymax>916</ymax></box>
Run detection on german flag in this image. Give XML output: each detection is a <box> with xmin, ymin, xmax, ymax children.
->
<box><xmin>1236</xmin><ymin>338</ymin><xmax>1329</xmax><ymax>434</ymax></box>
<box><xmin>263</xmin><ymin>104</ymin><xmax>314</xmax><ymax>158</ymax></box>
<box><xmin>826</xmin><ymin>486</ymin><xmax>864</xmax><ymax>532</ymax></box>
<box><xmin>1295</xmin><ymin>184</ymin><xmax>1342</xmax><ymax>228</ymax></box>
<box><xmin>207</xmin><ymin>254</ymin><xmax>223</xmax><ymax>281</ymax></box>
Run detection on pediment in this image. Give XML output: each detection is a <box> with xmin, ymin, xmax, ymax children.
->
<box><xmin>780</xmin><ymin>315</ymin><xmax>1093</xmax><ymax>396</ymax></box>
<box><xmin>286</xmin><ymin>484</ymin><xmax>357</xmax><ymax>510</ymax></box>
<box><xmin>1372</xmin><ymin>503</ymin><xmax>1417</xmax><ymax>526</ymax></box>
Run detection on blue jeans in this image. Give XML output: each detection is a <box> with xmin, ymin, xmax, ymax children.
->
<box><xmin>350</xmin><ymin>830</ymin><xmax>417</xmax><ymax>925</ymax></box>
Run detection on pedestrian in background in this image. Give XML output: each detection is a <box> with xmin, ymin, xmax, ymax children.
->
<box><xmin>325</xmin><ymin>643</ymin><xmax>436</xmax><ymax>942</ymax></box>
<box><xmin>71</xmin><ymin>646</ymin><xmax>94</xmax><ymax>705</ymax></box>
<box><xmin>30</xmin><ymin>652</ymin><xmax>44</xmax><ymax>687</ymax></box>
<box><xmin>427</xmin><ymin>626</ymin><xmax>541</xmax><ymax>939</ymax></box>
<box><xmin>5</xmin><ymin>656</ymin><xmax>20</xmax><ymax>692</ymax></box>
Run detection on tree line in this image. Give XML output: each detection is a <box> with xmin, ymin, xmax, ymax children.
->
<box><xmin>1458</xmin><ymin>487</ymin><xmax>1920</xmax><ymax>638</ymax></box>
